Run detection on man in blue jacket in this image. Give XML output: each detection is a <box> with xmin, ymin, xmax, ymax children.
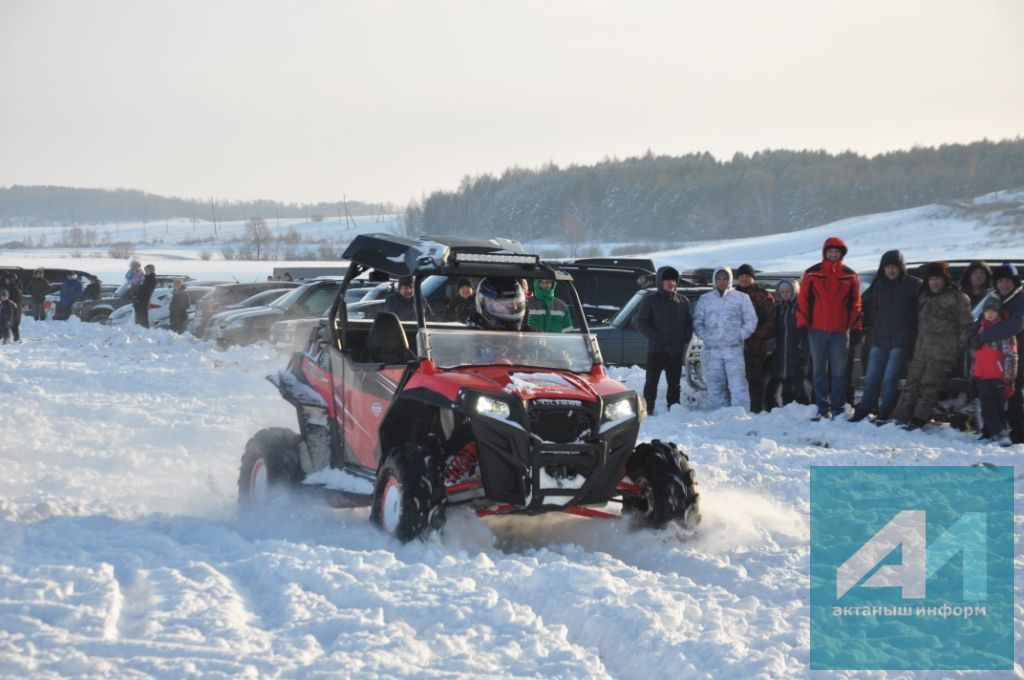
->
<box><xmin>57</xmin><ymin>273</ymin><xmax>83</xmax><ymax>320</ymax></box>
<box><xmin>636</xmin><ymin>266</ymin><xmax>693</xmax><ymax>414</ymax></box>
<box><xmin>852</xmin><ymin>250</ymin><xmax>921</xmax><ymax>423</ymax></box>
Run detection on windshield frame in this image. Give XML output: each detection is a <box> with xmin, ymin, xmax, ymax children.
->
<box><xmin>420</xmin><ymin>326</ymin><xmax>599</xmax><ymax>373</ymax></box>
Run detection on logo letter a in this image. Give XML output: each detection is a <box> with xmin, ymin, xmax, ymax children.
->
<box><xmin>836</xmin><ymin>510</ymin><xmax>926</xmax><ymax>600</ymax></box>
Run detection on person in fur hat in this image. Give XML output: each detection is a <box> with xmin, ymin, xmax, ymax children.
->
<box><xmin>892</xmin><ymin>261</ymin><xmax>973</xmax><ymax>429</ymax></box>
<box><xmin>969</xmin><ymin>262</ymin><xmax>1024</xmax><ymax>442</ymax></box>
<box><xmin>636</xmin><ymin>266</ymin><xmax>693</xmax><ymax>413</ymax></box>
<box><xmin>28</xmin><ymin>268</ymin><xmax>51</xmax><ymax>321</ymax></box>
<box><xmin>959</xmin><ymin>261</ymin><xmax>992</xmax><ymax>309</ymax></box>
<box><xmin>734</xmin><ymin>264</ymin><xmax>776</xmax><ymax>412</ymax></box>
<box><xmin>797</xmin><ymin>237</ymin><xmax>862</xmax><ymax>420</ymax></box>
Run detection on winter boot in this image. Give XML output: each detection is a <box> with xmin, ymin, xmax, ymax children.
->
<box><xmin>997</xmin><ymin>430</ymin><xmax>1013</xmax><ymax>447</ymax></box>
<box><xmin>902</xmin><ymin>417</ymin><xmax>928</xmax><ymax>431</ymax></box>
<box><xmin>850</xmin><ymin>409</ymin><xmax>869</xmax><ymax>423</ymax></box>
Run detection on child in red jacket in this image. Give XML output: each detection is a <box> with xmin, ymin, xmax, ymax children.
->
<box><xmin>972</xmin><ymin>297</ymin><xmax>1018</xmax><ymax>446</ymax></box>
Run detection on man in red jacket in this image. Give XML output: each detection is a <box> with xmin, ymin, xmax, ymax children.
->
<box><xmin>797</xmin><ymin>237</ymin><xmax>862</xmax><ymax>420</ymax></box>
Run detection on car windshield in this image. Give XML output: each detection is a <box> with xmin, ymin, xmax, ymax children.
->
<box><xmin>270</xmin><ymin>285</ymin><xmax>309</xmax><ymax>309</ymax></box>
<box><xmin>610</xmin><ymin>290</ymin><xmax>650</xmax><ymax>328</ymax></box>
<box><xmin>423</xmin><ymin>327</ymin><xmax>594</xmax><ymax>373</ymax></box>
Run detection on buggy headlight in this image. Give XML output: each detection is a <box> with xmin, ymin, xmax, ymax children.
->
<box><xmin>603</xmin><ymin>396</ymin><xmax>635</xmax><ymax>421</ymax></box>
<box><xmin>475</xmin><ymin>395</ymin><xmax>511</xmax><ymax>419</ymax></box>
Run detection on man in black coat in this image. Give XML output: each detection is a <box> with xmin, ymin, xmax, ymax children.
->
<box><xmin>971</xmin><ymin>262</ymin><xmax>1024</xmax><ymax>442</ymax></box>
<box><xmin>134</xmin><ymin>264</ymin><xmax>157</xmax><ymax>327</ymax></box>
<box><xmin>4</xmin><ymin>272</ymin><xmax>22</xmax><ymax>342</ymax></box>
<box><xmin>959</xmin><ymin>261</ymin><xmax>992</xmax><ymax>308</ymax></box>
<box><xmin>636</xmin><ymin>266</ymin><xmax>693</xmax><ymax>414</ymax></box>
<box><xmin>852</xmin><ymin>250</ymin><xmax>921</xmax><ymax>422</ymax></box>
<box><xmin>382</xmin><ymin>276</ymin><xmax>416</xmax><ymax>322</ymax></box>
<box><xmin>443</xmin><ymin>278</ymin><xmax>476</xmax><ymax>323</ymax></box>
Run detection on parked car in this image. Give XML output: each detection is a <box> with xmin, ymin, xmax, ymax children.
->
<box><xmin>108</xmin><ymin>285</ymin><xmax>216</xmax><ymax>329</ymax></box>
<box><xmin>1</xmin><ymin>267</ymin><xmax>98</xmax><ymax>319</ymax></box>
<box><xmin>269</xmin><ymin>296</ymin><xmax>387</xmax><ymax>352</ymax></box>
<box><xmin>591</xmin><ymin>283</ymin><xmax>712</xmax><ymax>382</ymax></box>
<box><xmin>208</xmin><ymin>279</ymin><xmax>344</xmax><ymax>347</ymax></box>
<box><xmin>550</xmin><ymin>258</ymin><xmax>654</xmax><ymax>325</ymax></box>
<box><xmin>72</xmin><ymin>274</ymin><xmax>196</xmax><ymax>323</ymax></box>
<box><xmin>192</xmin><ymin>281</ymin><xmax>302</xmax><ymax>338</ymax></box>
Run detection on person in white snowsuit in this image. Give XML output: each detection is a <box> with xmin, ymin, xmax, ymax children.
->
<box><xmin>693</xmin><ymin>266</ymin><xmax>758</xmax><ymax>409</ymax></box>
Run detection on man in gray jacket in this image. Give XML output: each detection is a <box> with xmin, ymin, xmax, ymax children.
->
<box><xmin>693</xmin><ymin>266</ymin><xmax>758</xmax><ymax>409</ymax></box>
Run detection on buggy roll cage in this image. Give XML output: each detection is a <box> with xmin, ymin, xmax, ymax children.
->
<box><xmin>327</xmin><ymin>234</ymin><xmax>598</xmax><ymax>362</ymax></box>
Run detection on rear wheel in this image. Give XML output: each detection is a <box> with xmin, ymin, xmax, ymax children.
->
<box><xmin>238</xmin><ymin>428</ymin><xmax>303</xmax><ymax>511</ymax></box>
<box><xmin>370</xmin><ymin>443</ymin><xmax>445</xmax><ymax>542</ymax></box>
<box><xmin>89</xmin><ymin>310</ymin><xmax>111</xmax><ymax>324</ymax></box>
<box><xmin>623</xmin><ymin>440</ymin><xmax>701</xmax><ymax>530</ymax></box>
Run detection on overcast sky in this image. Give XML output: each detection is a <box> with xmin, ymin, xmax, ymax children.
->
<box><xmin>1</xmin><ymin>0</ymin><xmax>1021</xmax><ymax>206</ymax></box>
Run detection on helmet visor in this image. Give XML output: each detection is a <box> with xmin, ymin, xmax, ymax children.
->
<box><xmin>481</xmin><ymin>296</ymin><xmax>525</xmax><ymax>320</ymax></box>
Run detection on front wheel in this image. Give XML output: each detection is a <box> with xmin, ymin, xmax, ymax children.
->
<box><xmin>623</xmin><ymin>440</ymin><xmax>701</xmax><ymax>530</ymax></box>
<box><xmin>238</xmin><ymin>428</ymin><xmax>303</xmax><ymax>512</ymax></box>
<box><xmin>370</xmin><ymin>443</ymin><xmax>445</xmax><ymax>542</ymax></box>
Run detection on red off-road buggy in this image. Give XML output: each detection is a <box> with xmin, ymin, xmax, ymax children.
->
<box><xmin>239</xmin><ymin>234</ymin><xmax>700</xmax><ymax>541</ymax></box>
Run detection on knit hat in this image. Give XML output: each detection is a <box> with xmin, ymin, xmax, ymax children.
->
<box><xmin>455</xmin><ymin>277</ymin><xmax>472</xmax><ymax>289</ymax></box>
<box><xmin>735</xmin><ymin>264</ymin><xmax>756</xmax><ymax>279</ymax></box>
<box><xmin>658</xmin><ymin>266</ymin><xmax>679</xmax><ymax>283</ymax></box>
<box><xmin>398</xmin><ymin>276</ymin><xmax>414</xmax><ymax>287</ymax></box>
<box><xmin>991</xmin><ymin>262</ymin><xmax>1021</xmax><ymax>287</ymax></box>
<box><xmin>776</xmin><ymin>280</ymin><xmax>794</xmax><ymax>294</ymax></box>
<box><xmin>983</xmin><ymin>296</ymin><xmax>1003</xmax><ymax>314</ymax></box>
<box><xmin>920</xmin><ymin>261</ymin><xmax>951</xmax><ymax>282</ymax></box>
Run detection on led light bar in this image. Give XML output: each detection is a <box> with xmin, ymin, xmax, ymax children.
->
<box><xmin>454</xmin><ymin>252</ymin><xmax>539</xmax><ymax>265</ymax></box>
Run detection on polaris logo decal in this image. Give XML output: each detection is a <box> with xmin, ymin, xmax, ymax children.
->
<box><xmin>371</xmin><ymin>402</ymin><xmax>382</xmax><ymax>416</ymax></box>
<box><xmin>534</xmin><ymin>399</ymin><xmax>584</xmax><ymax>407</ymax></box>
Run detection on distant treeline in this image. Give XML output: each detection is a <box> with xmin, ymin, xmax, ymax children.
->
<box><xmin>404</xmin><ymin>138</ymin><xmax>1024</xmax><ymax>244</ymax></box>
<box><xmin>0</xmin><ymin>186</ymin><xmax>394</xmax><ymax>225</ymax></box>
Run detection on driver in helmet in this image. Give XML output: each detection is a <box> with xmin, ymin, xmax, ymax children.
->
<box><xmin>469</xmin><ymin>277</ymin><xmax>528</xmax><ymax>331</ymax></box>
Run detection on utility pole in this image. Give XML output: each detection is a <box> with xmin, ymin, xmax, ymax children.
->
<box><xmin>211</xmin><ymin>201</ymin><xmax>218</xmax><ymax>237</ymax></box>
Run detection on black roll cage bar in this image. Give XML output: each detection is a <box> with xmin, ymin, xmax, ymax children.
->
<box><xmin>327</xmin><ymin>235</ymin><xmax>596</xmax><ymax>361</ymax></box>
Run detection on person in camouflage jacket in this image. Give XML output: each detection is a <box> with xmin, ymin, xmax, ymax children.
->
<box><xmin>892</xmin><ymin>262</ymin><xmax>973</xmax><ymax>428</ymax></box>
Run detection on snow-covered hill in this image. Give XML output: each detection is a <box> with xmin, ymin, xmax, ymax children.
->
<box><xmin>1</xmin><ymin>193</ymin><xmax>1023</xmax><ymax>677</ymax></box>
<box><xmin>645</xmin><ymin>189</ymin><xmax>1024</xmax><ymax>272</ymax></box>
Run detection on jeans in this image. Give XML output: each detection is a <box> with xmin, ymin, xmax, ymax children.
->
<box><xmin>975</xmin><ymin>378</ymin><xmax>1008</xmax><ymax>436</ymax></box>
<box><xmin>32</xmin><ymin>301</ymin><xmax>45</xmax><ymax>320</ymax></box>
<box><xmin>808</xmin><ymin>330</ymin><xmax>849</xmax><ymax>415</ymax></box>
<box><xmin>856</xmin><ymin>345</ymin><xmax>907</xmax><ymax>419</ymax></box>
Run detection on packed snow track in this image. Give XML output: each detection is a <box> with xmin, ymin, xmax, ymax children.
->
<box><xmin>1</xmin><ymin>319</ymin><xmax>1021</xmax><ymax>677</ymax></box>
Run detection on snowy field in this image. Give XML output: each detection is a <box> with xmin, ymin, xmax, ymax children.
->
<box><xmin>1</xmin><ymin>192</ymin><xmax>1023</xmax><ymax>677</ymax></box>
<box><xmin>0</xmin><ymin>318</ymin><xmax>1020</xmax><ymax>678</ymax></box>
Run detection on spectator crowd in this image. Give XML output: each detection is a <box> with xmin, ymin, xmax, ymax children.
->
<box><xmin>635</xmin><ymin>237</ymin><xmax>1023</xmax><ymax>447</ymax></box>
